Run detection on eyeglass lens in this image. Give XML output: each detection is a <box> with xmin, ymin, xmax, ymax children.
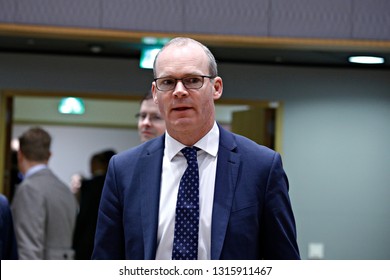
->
<box><xmin>156</xmin><ymin>76</ymin><xmax>206</xmax><ymax>91</ymax></box>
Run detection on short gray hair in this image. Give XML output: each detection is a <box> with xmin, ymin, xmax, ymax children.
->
<box><xmin>153</xmin><ymin>37</ymin><xmax>218</xmax><ymax>78</ymax></box>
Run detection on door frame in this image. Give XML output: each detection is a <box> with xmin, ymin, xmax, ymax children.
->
<box><xmin>0</xmin><ymin>89</ymin><xmax>284</xmax><ymax>196</ymax></box>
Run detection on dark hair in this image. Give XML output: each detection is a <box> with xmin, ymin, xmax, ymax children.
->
<box><xmin>141</xmin><ymin>91</ymin><xmax>153</xmax><ymax>103</ymax></box>
<box><xmin>18</xmin><ymin>127</ymin><xmax>51</xmax><ymax>161</ymax></box>
<box><xmin>92</xmin><ymin>149</ymin><xmax>116</xmax><ymax>165</ymax></box>
<box><xmin>100</xmin><ymin>150</ymin><xmax>116</xmax><ymax>163</ymax></box>
<box><xmin>90</xmin><ymin>149</ymin><xmax>116</xmax><ymax>174</ymax></box>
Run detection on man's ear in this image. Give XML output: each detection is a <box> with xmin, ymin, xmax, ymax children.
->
<box><xmin>17</xmin><ymin>149</ymin><xmax>25</xmax><ymax>173</ymax></box>
<box><xmin>212</xmin><ymin>76</ymin><xmax>223</xmax><ymax>101</ymax></box>
<box><xmin>152</xmin><ymin>83</ymin><xmax>158</xmax><ymax>104</ymax></box>
<box><xmin>17</xmin><ymin>149</ymin><xmax>23</xmax><ymax>162</ymax></box>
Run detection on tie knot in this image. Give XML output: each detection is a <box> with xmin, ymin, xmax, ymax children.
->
<box><xmin>181</xmin><ymin>147</ymin><xmax>198</xmax><ymax>162</ymax></box>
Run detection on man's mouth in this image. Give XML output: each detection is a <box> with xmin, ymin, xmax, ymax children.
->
<box><xmin>172</xmin><ymin>105</ymin><xmax>192</xmax><ymax>111</ymax></box>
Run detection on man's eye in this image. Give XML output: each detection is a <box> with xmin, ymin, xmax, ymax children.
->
<box><xmin>151</xmin><ymin>115</ymin><xmax>162</xmax><ymax>121</ymax></box>
<box><xmin>185</xmin><ymin>77</ymin><xmax>201</xmax><ymax>84</ymax></box>
<box><xmin>162</xmin><ymin>79</ymin><xmax>175</xmax><ymax>85</ymax></box>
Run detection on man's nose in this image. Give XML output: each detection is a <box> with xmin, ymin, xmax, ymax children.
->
<box><xmin>173</xmin><ymin>80</ymin><xmax>188</xmax><ymax>97</ymax></box>
<box><xmin>140</xmin><ymin>115</ymin><xmax>152</xmax><ymax>125</ymax></box>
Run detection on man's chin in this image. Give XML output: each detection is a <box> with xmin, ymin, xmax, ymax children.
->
<box><xmin>170</xmin><ymin>118</ymin><xmax>194</xmax><ymax>128</ymax></box>
<box><xmin>141</xmin><ymin>134</ymin><xmax>154</xmax><ymax>142</ymax></box>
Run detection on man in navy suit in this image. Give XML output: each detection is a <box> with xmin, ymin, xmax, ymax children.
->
<box><xmin>93</xmin><ymin>37</ymin><xmax>300</xmax><ymax>260</ymax></box>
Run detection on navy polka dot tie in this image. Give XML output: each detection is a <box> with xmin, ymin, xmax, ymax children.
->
<box><xmin>172</xmin><ymin>147</ymin><xmax>199</xmax><ymax>260</ymax></box>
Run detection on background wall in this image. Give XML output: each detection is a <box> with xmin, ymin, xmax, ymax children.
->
<box><xmin>12</xmin><ymin>124</ymin><xmax>140</xmax><ymax>185</ymax></box>
<box><xmin>1</xmin><ymin>52</ymin><xmax>389</xmax><ymax>260</ymax></box>
<box><xmin>1</xmin><ymin>0</ymin><xmax>389</xmax><ymax>40</ymax></box>
<box><xmin>11</xmin><ymin>96</ymin><xmax>248</xmax><ymax>185</ymax></box>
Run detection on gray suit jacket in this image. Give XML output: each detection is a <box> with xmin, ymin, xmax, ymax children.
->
<box><xmin>11</xmin><ymin>168</ymin><xmax>78</xmax><ymax>259</ymax></box>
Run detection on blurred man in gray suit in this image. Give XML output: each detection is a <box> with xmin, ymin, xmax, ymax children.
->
<box><xmin>11</xmin><ymin>127</ymin><xmax>78</xmax><ymax>259</ymax></box>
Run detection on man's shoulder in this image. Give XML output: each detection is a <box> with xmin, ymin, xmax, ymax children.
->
<box><xmin>219</xmin><ymin>125</ymin><xmax>276</xmax><ymax>156</ymax></box>
<box><xmin>20</xmin><ymin>168</ymin><xmax>69</xmax><ymax>193</ymax></box>
<box><xmin>114</xmin><ymin>135</ymin><xmax>164</xmax><ymax>161</ymax></box>
<box><xmin>0</xmin><ymin>193</ymin><xmax>10</xmax><ymax>210</ymax></box>
<box><xmin>31</xmin><ymin>168</ymin><xmax>63</xmax><ymax>183</ymax></box>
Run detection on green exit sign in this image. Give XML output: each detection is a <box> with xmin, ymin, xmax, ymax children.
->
<box><xmin>58</xmin><ymin>97</ymin><xmax>85</xmax><ymax>115</ymax></box>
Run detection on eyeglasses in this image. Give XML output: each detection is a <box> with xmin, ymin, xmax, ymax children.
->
<box><xmin>154</xmin><ymin>75</ymin><xmax>215</xmax><ymax>91</ymax></box>
<box><xmin>135</xmin><ymin>112</ymin><xmax>163</xmax><ymax>123</ymax></box>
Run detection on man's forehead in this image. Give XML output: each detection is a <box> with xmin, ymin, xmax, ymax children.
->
<box><xmin>156</xmin><ymin>44</ymin><xmax>208</xmax><ymax>73</ymax></box>
<box><xmin>140</xmin><ymin>99</ymin><xmax>159</xmax><ymax>111</ymax></box>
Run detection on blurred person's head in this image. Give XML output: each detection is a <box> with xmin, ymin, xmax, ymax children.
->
<box><xmin>17</xmin><ymin>127</ymin><xmax>52</xmax><ymax>174</ymax></box>
<box><xmin>90</xmin><ymin>149</ymin><xmax>116</xmax><ymax>176</ymax></box>
<box><xmin>137</xmin><ymin>91</ymin><xmax>166</xmax><ymax>142</ymax></box>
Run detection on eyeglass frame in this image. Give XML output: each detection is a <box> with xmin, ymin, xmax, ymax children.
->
<box><xmin>153</xmin><ymin>75</ymin><xmax>216</xmax><ymax>91</ymax></box>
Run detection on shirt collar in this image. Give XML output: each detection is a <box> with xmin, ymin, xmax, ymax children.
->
<box><xmin>165</xmin><ymin>122</ymin><xmax>220</xmax><ymax>161</ymax></box>
<box><xmin>25</xmin><ymin>164</ymin><xmax>48</xmax><ymax>179</ymax></box>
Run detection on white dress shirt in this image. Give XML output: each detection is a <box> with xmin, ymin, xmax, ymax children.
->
<box><xmin>155</xmin><ymin>122</ymin><xmax>219</xmax><ymax>260</ymax></box>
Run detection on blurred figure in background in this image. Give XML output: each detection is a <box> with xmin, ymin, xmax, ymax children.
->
<box><xmin>11</xmin><ymin>127</ymin><xmax>78</xmax><ymax>259</ymax></box>
<box><xmin>74</xmin><ymin>91</ymin><xmax>165</xmax><ymax>259</ymax></box>
<box><xmin>70</xmin><ymin>173</ymin><xmax>84</xmax><ymax>203</ymax></box>
<box><xmin>72</xmin><ymin>149</ymin><xmax>116</xmax><ymax>259</ymax></box>
<box><xmin>0</xmin><ymin>193</ymin><xmax>18</xmax><ymax>259</ymax></box>
<box><xmin>137</xmin><ymin>91</ymin><xmax>166</xmax><ymax>142</ymax></box>
<box><xmin>9</xmin><ymin>150</ymin><xmax>23</xmax><ymax>203</ymax></box>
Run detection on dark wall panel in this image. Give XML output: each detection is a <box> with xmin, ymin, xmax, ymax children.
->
<box><xmin>353</xmin><ymin>0</ymin><xmax>390</xmax><ymax>40</ymax></box>
<box><xmin>270</xmin><ymin>0</ymin><xmax>353</xmax><ymax>38</ymax></box>
<box><xmin>0</xmin><ymin>0</ymin><xmax>389</xmax><ymax>40</ymax></box>
<box><xmin>0</xmin><ymin>0</ymin><xmax>15</xmax><ymax>22</ymax></box>
<box><xmin>102</xmin><ymin>0</ymin><xmax>184</xmax><ymax>32</ymax></box>
<box><xmin>183</xmin><ymin>0</ymin><xmax>269</xmax><ymax>36</ymax></box>
<box><xmin>14</xmin><ymin>0</ymin><xmax>101</xmax><ymax>27</ymax></box>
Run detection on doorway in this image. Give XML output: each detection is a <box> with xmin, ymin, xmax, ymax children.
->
<box><xmin>0</xmin><ymin>90</ymin><xmax>283</xmax><ymax>200</ymax></box>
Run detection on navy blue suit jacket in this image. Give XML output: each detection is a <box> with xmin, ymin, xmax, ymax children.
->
<box><xmin>93</xmin><ymin>125</ymin><xmax>300</xmax><ymax>259</ymax></box>
<box><xmin>0</xmin><ymin>194</ymin><xmax>18</xmax><ymax>260</ymax></box>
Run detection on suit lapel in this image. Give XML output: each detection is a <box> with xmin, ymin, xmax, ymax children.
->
<box><xmin>211</xmin><ymin>127</ymin><xmax>240</xmax><ymax>259</ymax></box>
<box><xmin>137</xmin><ymin>129</ymin><xmax>240</xmax><ymax>260</ymax></box>
<box><xmin>139</xmin><ymin>137</ymin><xmax>165</xmax><ymax>259</ymax></box>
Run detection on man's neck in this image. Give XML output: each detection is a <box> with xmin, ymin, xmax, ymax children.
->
<box><xmin>169</xmin><ymin>121</ymin><xmax>215</xmax><ymax>147</ymax></box>
<box><xmin>24</xmin><ymin>163</ymin><xmax>48</xmax><ymax>179</ymax></box>
<box><xmin>22</xmin><ymin>160</ymin><xmax>48</xmax><ymax>176</ymax></box>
